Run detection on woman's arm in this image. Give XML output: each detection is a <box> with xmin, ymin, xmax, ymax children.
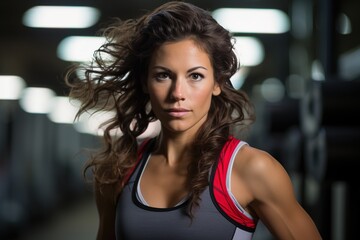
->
<box><xmin>233</xmin><ymin>146</ymin><xmax>322</xmax><ymax>240</ymax></box>
<box><xmin>94</xmin><ymin>182</ymin><xmax>117</xmax><ymax>240</ymax></box>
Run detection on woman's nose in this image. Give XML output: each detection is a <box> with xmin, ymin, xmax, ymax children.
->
<box><xmin>170</xmin><ymin>79</ymin><xmax>185</xmax><ymax>101</ymax></box>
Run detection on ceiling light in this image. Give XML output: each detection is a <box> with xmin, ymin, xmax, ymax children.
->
<box><xmin>73</xmin><ymin>110</ymin><xmax>116</xmax><ymax>136</ymax></box>
<box><xmin>0</xmin><ymin>75</ymin><xmax>26</xmax><ymax>100</ymax></box>
<box><xmin>48</xmin><ymin>96</ymin><xmax>80</xmax><ymax>124</ymax></box>
<box><xmin>57</xmin><ymin>36</ymin><xmax>106</xmax><ymax>62</ymax></box>
<box><xmin>233</xmin><ymin>37</ymin><xmax>264</xmax><ymax>66</ymax></box>
<box><xmin>19</xmin><ymin>87</ymin><xmax>55</xmax><ymax>114</ymax></box>
<box><xmin>23</xmin><ymin>6</ymin><xmax>100</xmax><ymax>28</ymax></box>
<box><xmin>212</xmin><ymin>8</ymin><xmax>290</xmax><ymax>34</ymax></box>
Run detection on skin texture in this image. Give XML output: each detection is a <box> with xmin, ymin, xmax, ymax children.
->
<box><xmin>95</xmin><ymin>39</ymin><xmax>322</xmax><ymax>240</ymax></box>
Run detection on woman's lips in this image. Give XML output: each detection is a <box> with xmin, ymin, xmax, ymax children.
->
<box><xmin>165</xmin><ymin>108</ymin><xmax>190</xmax><ymax>117</ymax></box>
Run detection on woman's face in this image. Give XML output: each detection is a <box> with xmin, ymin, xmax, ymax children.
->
<box><xmin>146</xmin><ymin>38</ymin><xmax>221</xmax><ymax>136</ymax></box>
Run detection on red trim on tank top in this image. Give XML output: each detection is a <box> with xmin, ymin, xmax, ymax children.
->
<box><xmin>212</xmin><ymin>136</ymin><xmax>256</xmax><ymax>229</ymax></box>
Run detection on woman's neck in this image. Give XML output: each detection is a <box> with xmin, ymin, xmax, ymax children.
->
<box><xmin>153</xmin><ymin>131</ymin><xmax>194</xmax><ymax>167</ymax></box>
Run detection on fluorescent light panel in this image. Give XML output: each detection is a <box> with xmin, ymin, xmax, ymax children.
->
<box><xmin>48</xmin><ymin>97</ymin><xmax>80</xmax><ymax>124</ymax></box>
<box><xmin>20</xmin><ymin>87</ymin><xmax>55</xmax><ymax>114</ymax></box>
<box><xmin>0</xmin><ymin>75</ymin><xmax>26</xmax><ymax>100</ymax></box>
<box><xmin>73</xmin><ymin>110</ymin><xmax>161</xmax><ymax>138</ymax></box>
<box><xmin>57</xmin><ymin>36</ymin><xmax>106</xmax><ymax>62</ymax></box>
<box><xmin>73</xmin><ymin>110</ymin><xmax>116</xmax><ymax>136</ymax></box>
<box><xmin>212</xmin><ymin>8</ymin><xmax>290</xmax><ymax>34</ymax></box>
<box><xmin>23</xmin><ymin>6</ymin><xmax>100</xmax><ymax>28</ymax></box>
<box><xmin>233</xmin><ymin>37</ymin><xmax>264</xmax><ymax>67</ymax></box>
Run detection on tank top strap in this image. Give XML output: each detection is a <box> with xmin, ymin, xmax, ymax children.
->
<box><xmin>122</xmin><ymin>138</ymin><xmax>156</xmax><ymax>186</ymax></box>
<box><xmin>210</xmin><ymin>136</ymin><xmax>257</xmax><ymax>231</ymax></box>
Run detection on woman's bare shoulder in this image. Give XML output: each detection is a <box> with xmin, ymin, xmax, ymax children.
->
<box><xmin>234</xmin><ymin>145</ymin><xmax>281</xmax><ymax>177</ymax></box>
<box><xmin>233</xmin><ymin>144</ymin><xmax>294</xmax><ymax>200</ymax></box>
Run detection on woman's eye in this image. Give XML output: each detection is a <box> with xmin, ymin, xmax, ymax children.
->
<box><xmin>155</xmin><ymin>72</ymin><xmax>170</xmax><ymax>80</ymax></box>
<box><xmin>190</xmin><ymin>73</ymin><xmax>203</xmax><ymax>81</ymax></box>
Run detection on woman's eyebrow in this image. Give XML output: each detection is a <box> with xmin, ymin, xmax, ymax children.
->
<box><xmin>151</xmin><ymin>66</ymin><xmax>207</xmax><ymax>72</ymax></box>
<box><xmin>187</xmin><ymin>66</ymin><xmax>207</xmax><ymax>72</ymax></box>
<box><xmin>151</xmin><ymin>66</ymin><xmax>171</xmax><ymax>71</ymax></box>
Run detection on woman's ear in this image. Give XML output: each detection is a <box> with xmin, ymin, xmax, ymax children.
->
<box><xmin>212</xmin><ymin>83</ymin><xmax>221</xmax><ymax>96</ymax></box>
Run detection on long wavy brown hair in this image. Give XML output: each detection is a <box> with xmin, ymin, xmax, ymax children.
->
<box><xmin>65</xmin><ymin>1</ymin><xmax>255</xmax><ymax>218</ymax></box>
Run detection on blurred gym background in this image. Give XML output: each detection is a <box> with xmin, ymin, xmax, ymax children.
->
<box><xmin>0</xmin><ymin>0</ymin><xmax>359</xmax><ymax>239</ymax></box>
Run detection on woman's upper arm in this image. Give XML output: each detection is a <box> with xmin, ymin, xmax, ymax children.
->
<box><xmin>236</xmin><ymin>147</ymin><xmax>322</xmax><ymax>240</ymax></box>
<box><xmin>94</xmin><ymin>182</ymin><xmax>117</xmax><ymax>240</ymax></box>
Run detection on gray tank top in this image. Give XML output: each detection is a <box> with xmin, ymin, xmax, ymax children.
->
<box><xmin>115</xmin><ymin>137</ymin><xmax>256</xmax><ymax>240</ymax></box>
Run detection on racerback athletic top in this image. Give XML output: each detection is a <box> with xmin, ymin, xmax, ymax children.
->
<box><xmin>116</xmin><ymin>136</ymin><xmax>257</xmax><ymax>240</ymax></box>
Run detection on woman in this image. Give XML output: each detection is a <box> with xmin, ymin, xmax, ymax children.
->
<box><xmin>65</xmin><ymin>1</ymin><xmax>322</xmax><ymax>239</ymax></box>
